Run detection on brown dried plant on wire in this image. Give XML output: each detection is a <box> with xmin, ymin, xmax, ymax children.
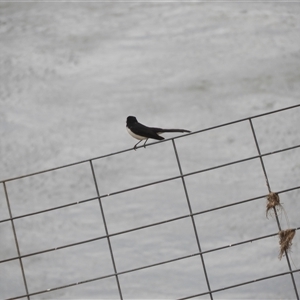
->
<box><xmin>266</xmin><ymin>192</ymin><xmax>296</xmax><ymax>260</ymax></box>
<box><xmin>266</xmin><ymin>192</ymin><xmax>283</xmax><ymax>218</ymax></box>
<box><xmin>278</xmin><ymin>229</ymin><xmax>296</xmax><ymax>260</ymax></box>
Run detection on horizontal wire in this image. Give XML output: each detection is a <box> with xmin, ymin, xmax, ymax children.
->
<box><xmin>1</xmin><ymin>184</ymin><xmax>299</xmax><ymax>263</ymax></box>
<box><xmin>178</xmin><ymin>269</ymin><xmax>300</xmax><ymax>300</ymax></box>
<box><xmin>99</xmin><ymin>143</ymin><xmax>300</xmax><ymax>200</ymax></box>
<box><xmin>1</xmin><ymin>184</ymin><xmax>300</xmax><ymax>265</ymax></box>
<box><xmin>1</xmin><ymin>143</ymin><xmax>299</xmax><ymax>225</ymax></box>
<box><xmin>2</xmin><ymin>104</ymin><xmax>300</xmax><ymax>300</ymax></box>
<box><xmin>1</xmin><ymin>103</ymin><xmax>299</xmax><ymax>184</ymax></box>
<box><xmin>0</xmin><ymin>196</ymin><xmax>100</xmax><ymax>224</ymax></box>
<box><xmin>7</xmin><ymin>268</ymin><xmax>300</xmax><ymax>300</ymax></box>
<box><xmin>4</xmin><ymin>227</ymin><xmax>300</xmax><ymax>300</ymax></box>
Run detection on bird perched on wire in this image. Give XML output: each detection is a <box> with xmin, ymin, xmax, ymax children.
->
<box><xmin>126</xmin><ymin>116</ymin><xmax>191</xmax><ymax>150</ymax></box>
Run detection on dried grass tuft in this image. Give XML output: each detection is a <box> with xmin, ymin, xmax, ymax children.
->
<box><xmin>266</xmin><ymin>192</ymin><xmax>282</xmax><ymax>218</ymax></box>
<box><xmin>278</xmin><ymin>229</ymin><xmax>296</xmax><ymax>260</ymax></box>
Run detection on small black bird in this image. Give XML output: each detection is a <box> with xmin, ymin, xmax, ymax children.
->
<box><xmin>126</xmin><ymin>116</ymin><xmax>191</xmax><ymax>150</ymax></box>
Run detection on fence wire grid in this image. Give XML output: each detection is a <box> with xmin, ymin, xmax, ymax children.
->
<box><xmin>1</xmin><ymin>104</ymin><xmax>300</xmax><ymax>300</ymax></box>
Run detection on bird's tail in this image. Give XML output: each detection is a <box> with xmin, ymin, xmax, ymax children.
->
<box><xmin>158</xmin><ymin>129</ymin><xmax>191</xmax><ymax>133</ymax></box>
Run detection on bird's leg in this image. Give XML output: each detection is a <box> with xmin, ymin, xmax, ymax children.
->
<box><xmin>133</xmin><ymin>140</ymin><xmax>142</xmax><ymax>150</ymax></box>
<box><xmin>143</xmin><ymin>138</ymin><xmax>148</xmax><ymax>148</ymax></box>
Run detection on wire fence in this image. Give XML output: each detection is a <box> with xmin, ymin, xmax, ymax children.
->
<box><xmin>1</xmin><ymin>104</ymin><xmax>300</xmax><ymax>300</ymax></box>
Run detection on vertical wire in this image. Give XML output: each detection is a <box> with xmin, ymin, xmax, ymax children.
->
<box><xmin>249</xmin><ymin>118</ymin><xmax>299</xmax><ymax>300</ymax></box>
<box><xmin>89</xmin><ymin>160</ymin><xmax>123</xmax><ymax>300</ymax></box>
<box><xmin>3</xmin><ymin>182</ymin><xmax>30</xmax><ymax>300</ymax></box>
<box><xmin>248</xmin><ymin>120</ymin><xmax>272</xmax><ymax>193</ymax></box>
<box><xmin>171</xmin><ymin>139</ymin><xmax>213</xmax><ymax>300</ymax></box>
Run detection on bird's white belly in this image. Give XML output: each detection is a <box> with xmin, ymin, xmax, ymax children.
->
<box><xmin>127</xmin><ymin>127</ymin><xmax>147</xmax><ymax>140</ymax></box>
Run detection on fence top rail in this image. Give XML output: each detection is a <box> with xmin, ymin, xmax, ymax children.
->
<box><xmin>1</xmin><ymin>103</ymin><xmax>299</xmax><ymax>183</ymax></box>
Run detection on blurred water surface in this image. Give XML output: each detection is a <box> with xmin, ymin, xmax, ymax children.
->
<box><xmin>0</xmin><ymin>2</ymin><xmax>300</xmax><ymax>299</ymax></box>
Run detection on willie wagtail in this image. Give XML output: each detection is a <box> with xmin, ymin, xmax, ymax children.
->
<box><xmin>126</xmin><ymin>116</ymin><xmax>191</xmax><ymax>150</ymax></box>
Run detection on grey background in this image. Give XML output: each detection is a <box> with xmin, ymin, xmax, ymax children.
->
<box><xmin>1</xmin><ymin>2</ymin><xmax>300</xmax><ymax>299</ymax></box>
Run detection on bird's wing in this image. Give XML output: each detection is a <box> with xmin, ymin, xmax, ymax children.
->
<box><xmin>132</xmin><ymin>123</ymin><xmax>165</xmax><ymax>140</ymax></box>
